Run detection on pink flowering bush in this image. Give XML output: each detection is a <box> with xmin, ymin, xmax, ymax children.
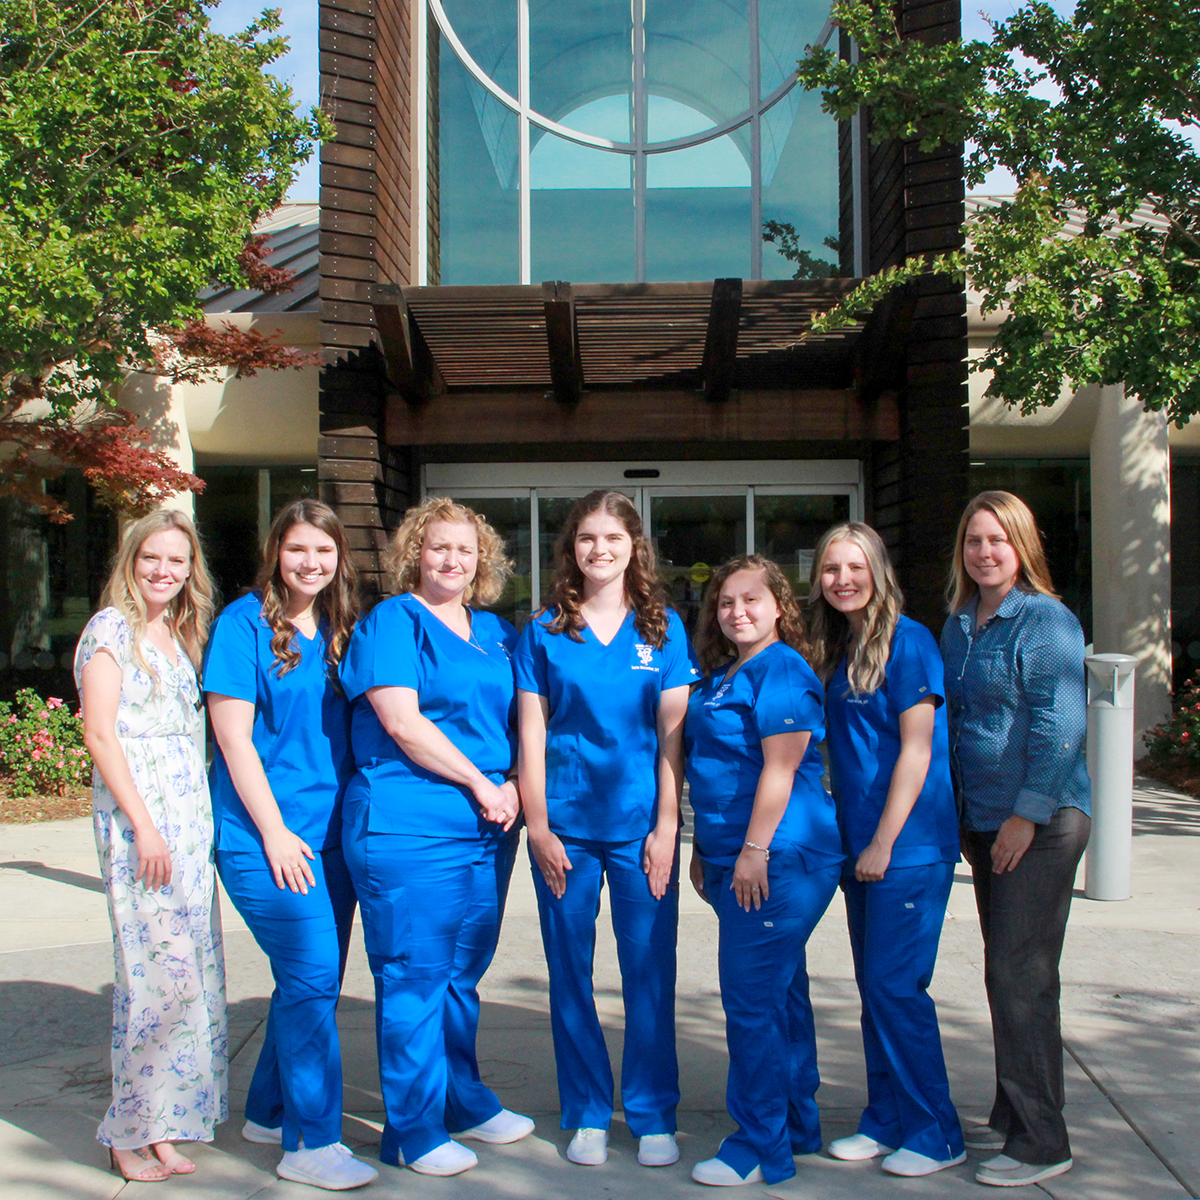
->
<box><xmin>0</xmin><ymin>690</ymin><xmax>91</xmax><ymax>797</ymax></box>
<box><xmin>1143</xmin><ymin>673</ymin><xmax>1200</xmax><ymax>767</ymax></box>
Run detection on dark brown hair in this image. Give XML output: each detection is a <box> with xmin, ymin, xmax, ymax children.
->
<box><xmin>695</xmin><ymin>554</ymin><xmax>808</xmax><ymax>674</ymax></box>
<box><xmin>255</xmin><ymin>500</ymin><xmax>360</xmax><ymax>675</ymax></box>
<box><xmin>547</xmin><ymin>490</ymin><xmax>669</xmax><ymax>648</ymax></box>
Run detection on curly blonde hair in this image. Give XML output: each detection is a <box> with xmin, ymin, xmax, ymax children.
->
<box><xmin>255</xmin><ymin>500</ymin><xmax>360</xmax><ymax>676</ymax></box>
<box><xmin>546</xmin><ymin>490</ymin><xmax>669</xmax><ymax>648</ymax></box>
<box><xmin>383</xmin><ymin>497</ymin><xmax>512</xmax><ymax>606</ymax></box>
<box><xmin>100</xmin><ymin>509</ymin><xmax>215</xmax><ymax>679</ymax></box>
<box><xmin>695</xmin><ymin>555</ymin><xmax>808</xmax><ymax>675</ymax></box>
<box><xmin>806</xmin><ymin>522</ymin><xmax>903</xmax><ymax>695</ymax></box>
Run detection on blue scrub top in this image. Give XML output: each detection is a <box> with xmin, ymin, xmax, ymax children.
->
<box><xmin>684</xmin><ymin>640</ymin><xmax>843</xmax><ymax>867</ymax></box>
<box><xmin>204</xmin><ymin>591</ymin><xmax>353</xmax><ymax>852</ymax></box>
<box><xmin>823</xmin><ymin>615</ymin><xmax>960</xmax><ymax>869</ymax></box>
<box><xmin>339</xmin><ymin>592</ymin><xmax>518</xmax><ymax>839</ymax></box>
<box><xmin>513</xmin><ymin>606</ymin><xmax>699</xmax><ymax>842</ymax></box>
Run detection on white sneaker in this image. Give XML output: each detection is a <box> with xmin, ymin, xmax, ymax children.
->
<box><xmin>456</xmin><ymin>1109</ymin><xmax>536</xmax><ymax>1144</ymax></box>
<box><xmin>691</xmin><ymin>1156</ymin><xmax>764</xmax><ymax>1186</ymax></box>
<box><xmin>406</xmin><ymin>1141</ymin><xmax>479</xmax><ymax>1176</ymax></box>
<box><xmin>242</xmin><ymin>1118</ymin><xmax>283</xmax><ymax>1145</ymax></box>
<box><xmin>638</xmin><ymin>1133</ymin><xmax>680</xmax><ymax>1166</ymax></box>
<box><xmin>276</xmin><ymin>1143</ymin><xmax>379</xmax><ymax>1190</ymax></box>
<box><xmin>567</xmin><ymin>1127</ymin><xmax>609</xmax><ymax>1165</ymax></box>
<box><xmin>828</xmin><ymin>1133</ymin><xmax>895</xmax><ymax>1161</ymax></box>
<box><xmin>882</xmin><ymin>1148</ymin><xmax>967</xmax><ymax>1176</ymax></box>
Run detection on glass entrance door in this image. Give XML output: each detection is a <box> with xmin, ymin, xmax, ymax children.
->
<box><xmin>425</xmin><ymin>461</ymin><xmax>861</xmax><ymax>631</ymax></box>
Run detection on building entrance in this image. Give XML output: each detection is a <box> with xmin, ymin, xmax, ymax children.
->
<box><xmin>424</xmin><ymin>460</ymin><xmax>861</xmax><ymax>630</ymax></box>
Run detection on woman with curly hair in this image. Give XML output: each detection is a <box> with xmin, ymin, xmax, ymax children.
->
<box><xmin>684</xmin><ymin>555</ymin><xmax>842</xmax><ymax>1187</ymax></box>
<box><xmin>807</xmin><ymin>523</ymin><xmax>962</xmax><ymax>1178</ymax></box>
<box><xmin>75</xmin><ymin>509</ymin><xmax>227</xmax><ymax>1182</ymax></box>
<box><xmin>514</xmin><ymin>490</ymin><xmax>696</xmax><ymax>1169</ymax></box>
<box><xmin>339</xmin><ymin>497</ymin><xmax>535</xmax><ymax>1177</ymax></box>
<box><xmin>204</xmin><ymin>499</ymin><xmax>376</xmax><ymax>1190</ymax></box>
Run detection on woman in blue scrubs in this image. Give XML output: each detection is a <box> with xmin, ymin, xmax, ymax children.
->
<box><xmin>339</xmin><ymin>498</ymin><xmax>535</xmax><ymax>1178</ymax></box>
<box><xmin>206</xmin><ymin>499</ymin><xmax>378</xmax><ymax>1190</ymax></box>
<box><xmin>807</xmin><ymin>522</ymin><xmax>963</xmax><ymax>1178</ymax></box>
<box><xmin>515</xmin><ymin>490</ymin><xmax>696</xmax><ymax>1170</ymax></box>
<box><xmin>685</xmin><ymin>555</ymin><xmax>842</xmax><ymax>1187</ymax></box>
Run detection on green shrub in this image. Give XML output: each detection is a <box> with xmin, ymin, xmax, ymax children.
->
<box><xmin>0</xmin><ymin>689</ymin><xmax>91</xmax><ymax>797</ymax></box>
<box><xmin>1143</xmin><ymin>672</ymin><xmax>1200</xmax><ymax>766</ymax></box>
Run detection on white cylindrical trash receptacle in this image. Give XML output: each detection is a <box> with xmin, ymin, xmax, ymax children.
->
<box><xmin>1084</xmin><ymin>653</ymin><xmax>1138</xmax><ymax>901</ymax></box>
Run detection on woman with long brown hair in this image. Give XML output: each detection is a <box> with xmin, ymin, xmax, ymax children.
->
<box><xmin>684</xmin><ymin>555</ymin><xmax>842</xmax><ymax>1186</ymax></box>
<box><xmin>205</xmin><ymin>499</ymin><xmax>376</xmax><ymax>1190</ymax></box>
<box><xmin>941</xmin><ymin>491</ymin><xmax>1090</xmax><ymax>1189</ymax></box>
<box><xmin>514</xmin><ymin>490</ymin><xmax>696</xmax><ymax>1169</ymax></box>
<box><xmin>75</xmin><ymin>509</ymin><xmax>226</xmax><ymax>1182</ymax></box>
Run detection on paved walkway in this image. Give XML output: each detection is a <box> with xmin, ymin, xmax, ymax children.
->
<box><xmin>1</xmin><ymin>777</ymin><xmax>1198</xmax><ymax>1198</ymax></box>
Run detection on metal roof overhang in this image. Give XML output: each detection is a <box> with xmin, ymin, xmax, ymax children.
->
<box><xmin>370</xmin><ymin>279</ymin><xmax>906</xmax><ymax>446</ymax></box>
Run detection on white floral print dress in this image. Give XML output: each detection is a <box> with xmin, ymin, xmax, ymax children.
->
<box><xmin>74</xmin><ymin>608</ymin><xmax>228</xmax><ymax>1148</ymax></box>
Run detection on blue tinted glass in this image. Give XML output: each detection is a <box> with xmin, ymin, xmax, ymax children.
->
<box><xmin>439</xmin><ymin>0</ymin><xmax>519</xmax><ymax>97</ymax></box>
<box><xmin>436</xmin><ymin>34</ymin><xmax>519</xmax><ymax>284</ymax></box>
<box><xmin>646</xmin><ymin>185</ymin><xmax>750</xmax><ymax>280</ymax></box>
<box><xmin>531</xmin><ymin>133</ymin><xmax>635</xmax><ymax>282</ymax></box>
<box><xmin>646</xmin><ymin>0</ymin><xmax>750</xmax><ymax>132</ymax></box>
<box><xmin>761</xmin><ymin>89</ymin><xmax>838</xmax><ymax>280</ymax></box>
<box><xmin>758</xmin><ymin>0</ymin><xmax>830</xmax><ymax>98</ymax></box>
<box><xmin>530</xmin><ymin>0</ymin><xmax>631</xmax><ymax>126</ymax></box>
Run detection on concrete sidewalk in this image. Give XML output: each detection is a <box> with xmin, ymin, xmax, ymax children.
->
<box><xmin>1</xmin><ymin>777</ymin><xmax>1198</xmax><ymax>1199</ymax></box>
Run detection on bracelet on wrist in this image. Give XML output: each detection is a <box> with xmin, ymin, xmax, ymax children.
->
<box><xmin>744</xmin><ymin>840</ymin><xmax>770</xmax><ymax>860</ymax></box>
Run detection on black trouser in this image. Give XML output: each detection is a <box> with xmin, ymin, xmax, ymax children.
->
<box><xmin>962</xmin><ymin>806</ymin><xmax>1091</xmax><ymax>1166</ymax></box>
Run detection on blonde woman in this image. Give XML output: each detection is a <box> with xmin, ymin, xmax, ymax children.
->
<box><xmin>339</xmin><ymin>498</ymin><xmax>535</xmax><ymax>1177</ymax></box>
<box><xmin>807</xmin><ymin>522</ymin><xmax>962</xmax><ymax>1177</ymax></box>
<box><xmin>75</xmin><ymin>510</ymin><xmax>227</xmax><ymax>1182</ymax></box>
<box><xmin>941</xmin><ymin>492</ymin><xmax>1090</xmax><ymax>1189</ymax></box>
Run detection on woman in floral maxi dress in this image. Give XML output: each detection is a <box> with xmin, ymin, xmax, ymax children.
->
<box><xmin>75</xmin><ymin>510</ymin><xmax>228</xmax><ymax>1182</ymax></box>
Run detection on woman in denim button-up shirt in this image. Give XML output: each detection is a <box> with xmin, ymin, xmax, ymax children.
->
<box><xmin>940</xmin><ymin>491</ymin><xmax>1090</xmax><ymax>1190</ymax></box>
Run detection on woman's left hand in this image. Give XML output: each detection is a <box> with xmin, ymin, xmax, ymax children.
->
<box><xmin>642</xmin><ymin>826</ymin><xmax>677</xmax><ymax>900</ymax></box>
<box><xmin>479</xmin><ymin>779</ymin><xmax>521</xmax><ymax>832</ymax></box>
<box><xmin>991</xmin><ymin>814</ymin><xmax>1036</xmax><ymax>873</ymax></box>
<box><xmin>732</xmin><ymin>847</ymin><xmax>769</xmax><ymax>912</ymax></box>
<box><xmin>855</xmin><ymin>839</ymin><xmax>893</xmax><ymax>882</ymax></box>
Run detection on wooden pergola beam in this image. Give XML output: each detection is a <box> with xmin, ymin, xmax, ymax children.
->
<box><xmin>701</xmin><ymin>277</ymin><xmax>743</xmax><ymax>403</ymax></box>
<box><xmin>542</xmin><ymin>280</ymin><xmax>583</xmax><ymax>405</ymax></box>
<box><xmin>370</xmin><ymin>282</ymin><xmax>444</xmax><ymax>405</ymax></box>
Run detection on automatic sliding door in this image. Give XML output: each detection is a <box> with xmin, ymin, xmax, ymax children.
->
<box><xmin>753</xmin><ymin>492</ymin><xmax>851</xmax><ymax>596</ymax></box>
<box><xmin>443</xmin><ymin>495</ymin><xmax>532</xmax><ymax>628</ymax></box>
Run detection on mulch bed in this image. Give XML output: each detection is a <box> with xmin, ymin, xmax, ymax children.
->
<box><xmin>0</xmin><ymin>785</ymin><xmax>93</xmax><ymax>824</ymax></box>
<box><xmin>1137</xmin><ymin>759</ymin><xmax>1200</xmax><ymax>799</ymax></box>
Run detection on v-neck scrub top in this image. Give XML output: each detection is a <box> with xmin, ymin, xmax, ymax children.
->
<box><xmin>684</xmin><ymin>641</ymin><xmax>842</xmax><ymax>867</ymax></box>
<box><xmin>339</xmin><ymin>592</ymin><xmax>519</xmax><ymax>838</ymax></box>
<box><xmin>205</xmin><ymin>591</ymin><xmax>353</xmax><ymax>852</ymax></box>
<box><xmin>513</xmin><ymin>607</ymin><xmax>699</xmax><ymax>842</ymax></box>
<box><xmin>824</xmin><ymin>615</ymin><xmax>959</xmax><ymax>868</ymax></box>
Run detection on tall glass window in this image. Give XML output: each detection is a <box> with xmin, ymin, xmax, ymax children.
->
<box><xmin>427</xmin><ymin>0</ymin><xmax>837</xmax><ymax>285</ymax></box>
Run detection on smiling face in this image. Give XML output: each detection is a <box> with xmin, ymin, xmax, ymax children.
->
<box><xmin>717</xmin><ymin>568</ymin><xmax>781</xmax><ymax>660</ymax></box>
<box><xmin>278</xmin><ymin>521</ymin><xmax>339</xmax><ymax>608</ymax></box>
<box><xmin>133</xmin><ymin>528</ymin><xmax>192</xmax><ymax>617</ymax></box>
<box><xmin>819</xmin><ymin>538</ymin><xmax>875</xmax><ymax>631</ymax></box>
<box><xmin>963</xmin><ymin>508</ymin><xmax>1021</xmax><ymax>600</ymax></box>
<box><xmin>419</xmin><ymin>519</ymin><xmax>479</xmax><ymax>604</ymax></box>
<box><xmin>574</xmin><ymin>511</ymin><xmax>633</xmax><ymax>593</ymax></box>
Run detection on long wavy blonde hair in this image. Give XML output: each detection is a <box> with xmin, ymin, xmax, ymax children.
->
<box><xmin>806</xmin><ymin>522</ymin><xmax>903</xmax><ymax>695</ymax></box>
<box><xmin>100</xmin><ymin>509</ymin><xmax>215</xmax><ymax>679</ymax></box>
<box><xmin>383</xmin><ymin>497</ymin><xmax>512</xmax><ymax>606</ymax></box>
<box><xmin>695</xmin><ymin>555</ymin><xmax>808</xmax><ymax>675</ymax></box>
<box><xmin>255</xmin><ymin>500</ymin><xmax>360</xmax><ymax>676</ymax></box>
<box><xmin>947</xmin><ymin>490</ymin><xmax>1059</xmax><ymax>612</ymax></box>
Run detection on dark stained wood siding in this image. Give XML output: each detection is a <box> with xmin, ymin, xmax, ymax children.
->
<box><xmin>318</xmin><ymin>0</ymin><xmax>419</xmax><ymax>594</ymax></box>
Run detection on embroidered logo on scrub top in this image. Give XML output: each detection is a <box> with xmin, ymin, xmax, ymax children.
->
<box><xmin>705</xmin><ymin>681</ymin><xmax>732</xmax><ymax>707</ymax></box>
<box><xmin>632</xmin><ymin>643</ymin><xmax>659</xmax><ymax>671</ymax></box>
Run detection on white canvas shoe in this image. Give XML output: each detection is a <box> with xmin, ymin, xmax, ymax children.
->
<box><xmin>638</xmin><ymin>1133</ymin><xmax>680</xmax><ymax>1166</ymax></box>
<box><xmin>276</xmin><ymin>1143</ymin><xmax>378</xmax><ymax>1190</ymax></box>
<box><xmin>456</xmin><ymin>1109</ymin><xmax>535</xmax><ymax>1144</ymax></box>
<box><xmin>405</xmin><ymin>1140</ymin><xmax>479</xmax><ymax>1176</ymax></box>
<box><xmin>828</xmin><ymin>1133</ymin><xmax>895</xmax><ymax>1161</ymax></box>
<box><xmin>242</xmin><ymin>1119</ymin><xmax>283</xmax><ymax>1145</ymax></box>
<box><xmin>567</xmin><ymin>1128</ymin><xmax>609</xmax><ymax>1165</ymax></box>
<box><xmin>881</xmin><ymin>1148</ymin><xmax>967</xmax><ymax>1176</ymax></box>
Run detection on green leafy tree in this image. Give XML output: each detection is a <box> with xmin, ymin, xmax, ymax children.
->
<box><xmin>0</xmin><ymin>1</ymin><xmax>328</xmax><ymax>519</ymax></box>
<box><xmin>797</xmin><ymin>0</ymin><xmax>1200</xmax><ymax>421</ymax></box>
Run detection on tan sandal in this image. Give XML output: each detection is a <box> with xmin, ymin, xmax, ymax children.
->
<box><xmin>153</xmin><ymin>1143</ymin><xmax>196</xmax><ymax>1174</ymax></box>
<box><xmin>108</xmin><ymin>1146</ymin><xmax>171</xmax><ymax>1182</ymax></box>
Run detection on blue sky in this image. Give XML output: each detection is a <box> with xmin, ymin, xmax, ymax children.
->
<box><xmin>204</xmin><ymin>0</ymin><xmax>1081</xmax><ymax>201</ymax></box>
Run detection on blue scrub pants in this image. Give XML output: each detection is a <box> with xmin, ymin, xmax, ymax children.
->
<box><xmin>842</xmin><ymin>862</ymin><xmax>963</xmax><ymax>1161</ymax></box>
<box><xmin>701</xmin><ymin>848</ymin><xmax>839</xmax><ymax>1185</ymax></box>
<box><xmin>216</xmin><ymin>845</ymin><xmax>357</xmax><ymax>1153</ymax></box>
<box><xmin>531</xmin><ymin>837</ymin><xmax>679</xmax><ymax>1135</ymax></box>
<box><xmin>342</xmin><ymin>815</ymin><xmax>518</xmax><ymax>1166</ymax></box>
